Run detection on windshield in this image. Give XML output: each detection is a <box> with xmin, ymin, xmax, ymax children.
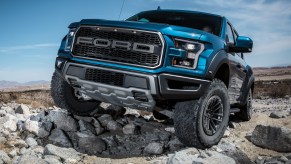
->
<box><xmin>127</xmin><ymin>10</ymin><xmax>222</xmax><ymax>36</ymax></box>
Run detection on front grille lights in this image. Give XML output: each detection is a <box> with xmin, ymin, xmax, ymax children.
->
<box><xmin>173</xmin><ymin>38</ymin><xmax>204</xmax><ymax>69</ymax></box>
<box><xmin>64</xmin><ymin>28</ymin><xmax>76</xmax><ymax>51</ymax></box>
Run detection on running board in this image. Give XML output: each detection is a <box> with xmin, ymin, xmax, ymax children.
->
<box><xmin>230</xmin><ymin>108</ymin><xmax>241</xmax><ymax>113</ymax></box>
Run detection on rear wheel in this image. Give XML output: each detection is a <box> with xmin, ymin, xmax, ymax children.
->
<box><xmin>236</xmin><ymin>89</ymin><xmax>253</xmax><ymax>121</ymax></box>
<box><xmin>51</xmin><ymin>71</ymin><xmax>101</xmax><ymax>116</ymax></box>
<box><xmin>174</xmin><ymin>79</ymin><xmax>230</xmax><ymax>149</ymax></box>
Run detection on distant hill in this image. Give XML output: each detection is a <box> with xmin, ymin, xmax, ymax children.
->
<box><xmin>0</xmin><ymin>80</ymin><xmax>50</xmax><ymax>91</ymax></box>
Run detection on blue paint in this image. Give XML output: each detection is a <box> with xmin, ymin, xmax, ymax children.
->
<box><xmin>58</xmin><ymin>10</ymin><xmax>251</xmax><ymax>78</ymax></box>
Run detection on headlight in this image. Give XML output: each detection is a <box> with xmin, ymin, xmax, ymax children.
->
<box><xmin>64</xmin><ymin>28</ymin><xmax>76</xmax><ymax>51</ymax></box>
<box><xmin>173</xmin><ymin>38</ymin><xmax>204</xmax><ymax>69</ymax></box>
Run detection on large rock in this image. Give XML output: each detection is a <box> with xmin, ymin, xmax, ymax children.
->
<box><xmin>23</xmin><ymin>119</ymin><xmax>50</xmax><ymax>138</ymax></box>
<box><xmin>44</xmin><ymin>144</ymin><xmax>81</xmax><ymax>161</ymax></box>
<box><xmin>0</xmin><ymin>150</ymin><xmax>10</xmax><ymax>164</ymax></box>
<box><xmin>15</xmin><ymin>104</ymin><xmax>30</xmax><ymax>118</ymax></box>
<box><xmin>168</xmin><ymin>148</ymin><xmax>236</xmax><ymax>164</ymax></box>
<box><xmin>92</xmin><ymin>118</ymin><xmax>104</xmax><ymax>135</ymax></box>
<box><xmin>97</xmin><ymin>114</ymin><xmax>113</xmax><ymax>127</ymax></box>
<box><xmin>78</xmin><ymin>120</ymin><xmax>96</xmax><ymax>136</ymax></box>
<box><xmin>144</xmin><ymin>142</ymin><xmax>164</xmax><ymax>155</ymax></box>
<box><xmin>48</xmin><ymin>129</ymin><xmax>73</xmax><ymax>148</ymax></box>
<box><xmin>47</xmin><ymin>111</ymin><xmax>77</xmax><ymax>132</ymax></box>
<box><xmin>3</xmin><ymin>106</ymin><xmax>14</xmax><ymax>115</ymax></box>
<box><xmin>215</xmin><ymin>141</ymin><xmax>252</xmax><ymax>164</ymax></box>
<box><xmin>250</xmin><ymin>125</ymin><xmax>291</xmax><ymax>152</ymax></box>
<box><xmin>78</xmin><ymin>136</ymin><xmax>106</xmax><ymax>154</ymax></box>
<box><xmin>123</xmin><ymin>124</ymin><xmax>140</xmax><ymax>135</ymax></box>
<box><xmin>106</xmin><ymin>120</ymin><xmax>122</xmax><ymax>131</ymax></box>
<box><xmin>3</xmin><ymin>113</ymin><xmax>18</xmax><ymax>132</ymax></box>
<box><xmin>25</xmin><ymin>137</ymin><xmax>38</xmax><ymax>147</ymax></box>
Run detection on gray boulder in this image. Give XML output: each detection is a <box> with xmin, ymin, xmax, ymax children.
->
<box><xmin>79</xmin><ymin>120</ymin><xmax>97</xmax><ymax>136</ymax></box>
<box><xmin>106</xmin><ymin>120</ymin><xmax>122</xmax><ymax>131</ymax></box>
<box><xmin>25</xmin><ymin>137</ymin><xmax>38</xmax><ymax>148</ymax></box>
<box><xmin>15</xmin><ymin>104</ymin><xmax>30</xmax><ymax>118</ymax></box>
<box><xmin>48</xmin><ymin>129</ymin><xmax>73</xmax><ymax>148</ymax></box>
<box><xmin>23</xmin><ymin>119</ymin><xmax>50</xmax><ymax>138</ymax></box>
<box><xmin>47</xmin><ymin>111</ymin><xmax>77</xmax><ymax>132</ymax></box>
<box><xmin>123</xmin><ymin>124</ymin><xmax>140</xmax><ymax>135</ymax></box>
<box><xmin>44</xmin><ymin>144</ymin><xmax>81</xmax><ymax>161</ymax></box>
<box><xmin>3</xmin><ymin>106</ymin><xmax>14</xmax><ymax>115</ymax></box>
<box><xmin>250</xmin><ymin>125</ymin><xmax>291</xmax><ymax>152</ymax></box>
<box><xmin>92</xmin><ymin>118</ymin><xmax>104</xmax><ymax>135</ymax></box>
<box><xmin>0</xmin><ymin>150</ymin><xmax>10</xmax><ymax>164</ymax></box>
<box><xmin>144</xmin><ymin>142</ymin><xmax>164</xmax><ymax>155</ymax></box>
<box><xmin>78</xmin><ymin>136</ymin><xmax>106</xmax><ymax>154</ymax></box>
<box><xmin>97</xmin><ymin>114</ymin><xmax>113</xmax><ymax>127</ymax></box>
<box><xmin>3</xmin><ymin>114</ymin><xmax>18</xmax><ymax>132</ymax></box>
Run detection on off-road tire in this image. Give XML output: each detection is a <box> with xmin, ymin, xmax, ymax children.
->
<box><xmin>236</xmin><ymin>89</ymin><xmax>253</xmax><ymax>121</ymax></box>
<box><xmin>51</xmin><ymin>71</ymin><xmax>101</xmax><ymax>116</ymax></box>
<box><xmin>174</xmin><ymin>79</ymin><xmax>230</xmax><ymax>149</ymax></box>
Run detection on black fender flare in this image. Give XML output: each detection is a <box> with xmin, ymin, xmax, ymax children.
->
<box><xmin>205</xmin><ymin>50</ymin><xmax>230</xmax><ymax>81</ymax></box>
<box><xmin>240</xmin><ymin>67</ymin><xmax>255</xmax><ymax>105</ymax></box>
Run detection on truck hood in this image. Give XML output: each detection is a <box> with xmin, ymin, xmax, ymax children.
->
<box><xmin>70</xmin><ymin>19</ymin><xmax>214</xmax><ymax>41</ymax></box>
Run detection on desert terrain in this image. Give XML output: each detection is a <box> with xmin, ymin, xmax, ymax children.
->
<box><xmin>0</xmin><ymin>66</ymin><xmax>291</xmax><ymax>164</ymax></box>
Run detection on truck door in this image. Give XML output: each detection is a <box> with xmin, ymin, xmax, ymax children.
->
<box><xmin>226</xmin><ymin>22</ymin><xmax>246</xmax><ymax>104</ymax></box>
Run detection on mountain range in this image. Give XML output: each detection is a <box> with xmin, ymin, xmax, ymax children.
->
<box><xmin>0</xmin><ymin>80</ymin><xmax>50</xmax><ymax>89</ymax></box>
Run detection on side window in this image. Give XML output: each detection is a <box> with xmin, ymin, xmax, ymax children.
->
<box><xmin>226</xmin><ymin>23</ymin><xmax>234</xmax><ymax>44</ymax></box>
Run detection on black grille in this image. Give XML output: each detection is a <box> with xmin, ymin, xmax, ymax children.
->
<box><xmin>72</xmin><ymin>26</ymin><xmax>163</xmax><ymax>68</ymax></box>
<box><xmin>85</xmin><ymin>68</ymin><xmax>124</xmax><ymax>87</ymax></box>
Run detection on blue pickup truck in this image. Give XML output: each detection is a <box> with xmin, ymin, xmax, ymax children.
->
<box><xmin>51</xmin><ymin>9</ymin><xmax>254</xmax><ymax>148</ymax></box>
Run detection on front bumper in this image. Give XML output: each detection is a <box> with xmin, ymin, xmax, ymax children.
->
<box><xmin>56</xmin><ymin>59</ymin><xmax>211</xmax><ymax>111</ymax></box>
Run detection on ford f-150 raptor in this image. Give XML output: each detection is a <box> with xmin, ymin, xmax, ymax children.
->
<box><xmin>51</xmin><ymin>9</ymin><xmax>254</xmax><ymax>149</ymax></box>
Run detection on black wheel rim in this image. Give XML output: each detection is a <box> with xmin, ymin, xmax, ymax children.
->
<box><xmin>202</xmin><ymin>95</ymin><xmax>224</xmax><ymax>136</ymax></box>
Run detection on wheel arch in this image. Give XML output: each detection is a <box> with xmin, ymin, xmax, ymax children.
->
<box><xmin>206</xmin><ymin>50</ymin><xmax>230</xmax><ymax>88</ymax></box>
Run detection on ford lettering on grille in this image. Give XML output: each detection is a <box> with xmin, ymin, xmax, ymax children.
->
<box><xmin>76</xmin><ymin>37</ymin><xmax>155</xmax><ymax>53</ymax></box>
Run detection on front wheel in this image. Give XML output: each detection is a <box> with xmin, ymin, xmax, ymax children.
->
<box><xmin>51</xmin><ymin>71</ymin><xmax>101</xmax><ymax>116</ymax></box>
<box><xmin>174</xmin><ymin>79</ymin><xmax>230</xmax><ymax>149</ymax></box>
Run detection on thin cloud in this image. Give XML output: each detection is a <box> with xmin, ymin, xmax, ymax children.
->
<box><xmin>190</xmin><ymin>0</ymin><xmax>291</xmax><ymax>56</ymax></box>
<box><xmin>0</xmin><ymin>43</ymin><xmax>59</xmax><ymax>53</ymax></box>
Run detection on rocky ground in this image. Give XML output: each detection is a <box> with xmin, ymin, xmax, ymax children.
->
<box><xmin>0</xmin><ymin>97</ymin><xmax>291</xmax><ymax>164</ymax></box>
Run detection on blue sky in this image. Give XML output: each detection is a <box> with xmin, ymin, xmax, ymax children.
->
<box><xmin>0</xmin><ymin>0</ymin><xmax>291</xmax><ymax>82</ymax></box>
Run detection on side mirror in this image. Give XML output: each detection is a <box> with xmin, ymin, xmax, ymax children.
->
<box><xmin>229</xmin><ymin>36</ymin><xmax>253</xmax><ymax>53</ymax></box>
